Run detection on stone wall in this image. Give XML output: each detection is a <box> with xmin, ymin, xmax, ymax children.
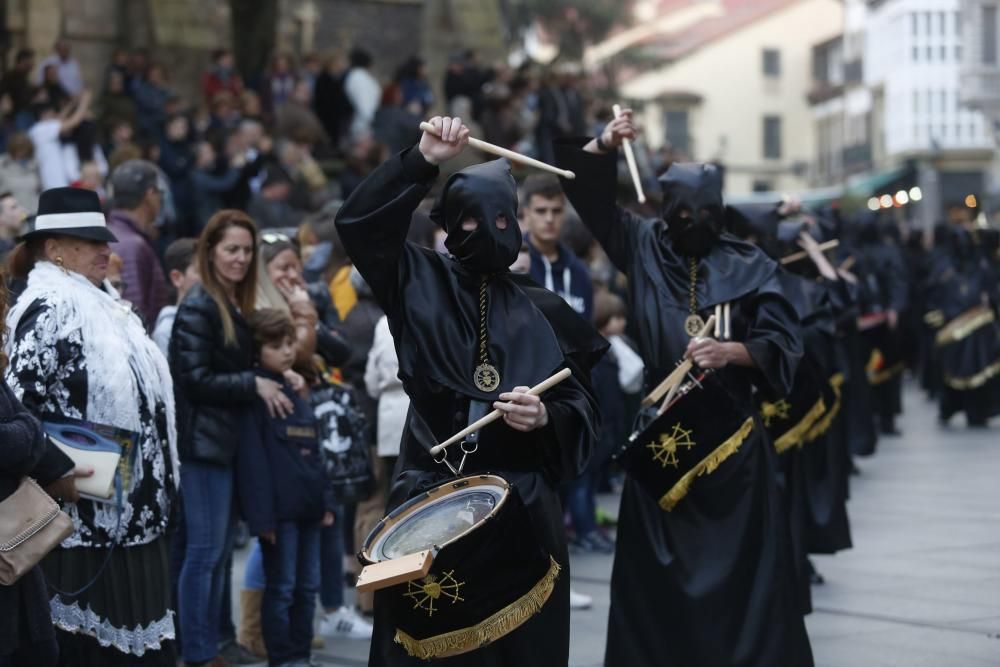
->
<box><xmin>4</xmin><ymin>0</ymin><xmax>507</xmax><ymax>112</ymax></box>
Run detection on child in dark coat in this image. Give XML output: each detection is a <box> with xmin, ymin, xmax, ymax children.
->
<box><xmin>238</xmin><ymin>308</ymin><xmax>335</xmax><ymax>667</ymax></box>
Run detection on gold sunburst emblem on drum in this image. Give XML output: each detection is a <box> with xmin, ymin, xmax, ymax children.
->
<box><xmin>404</xmin><ymin>571</ymin><xmax>466</xmax><ymax>617</ymax></box>
<box><xmin>760</xmin><ymin>399</ymin><xmax>791</xmax><ymax>427</ymax></box>
<box><xmin>646</xmin><ymin>423</ymin><xmax>696</xmax><ymax>468</ymax></box>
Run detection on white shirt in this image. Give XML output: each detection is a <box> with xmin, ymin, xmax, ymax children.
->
<box><xmin>28</xmin><ymin>119</ymin><xmax>69</xmax><ymax>190</ymax></box>
<box><xmin>344</xmin><ymin>67</ymin><xmax>381</xmax><ymax>138</ymax></box>
<box><xmin>364</xmin><ymin>316</ymin><xmax>409</xmax><ymax>458</ymax></box>
<box><xmin>36</xmin><ymin>55</ymin><xmax>85</xmax><ymax>96</ymax></box>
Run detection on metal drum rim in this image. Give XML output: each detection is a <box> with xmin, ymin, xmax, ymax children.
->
<box><xmin>360</xmin><ymin>473</ymin><xmax>511</xmax><ymax>563</ymax></box>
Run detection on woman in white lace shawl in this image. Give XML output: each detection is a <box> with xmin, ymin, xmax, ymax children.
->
<box><xmin>4</xmin><ymin>188</ymin><xmax>178</xmax><ymax>666</ymax></box>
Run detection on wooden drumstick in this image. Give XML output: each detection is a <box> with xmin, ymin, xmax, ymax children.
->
<box><xmin>419</xmin><ymin>122</ymin><xmax>576</xmax><ymax>180</ymax></box>
<box><xmin>612</xmin><ymin>104</ymin><xmax>646</xmax><ymax>204</ymax></box>
<box><xmin>780</xmin><ymin>239</ymin><xmax>839</xmax><ymax>265</ymax></box>
<box><xmin>429</xmin><ymin>368</ymin><xmax>573</xmax><ymax>456</ymax></box>
<box><xmin>641</xmin><ymin>316</ymin><xmax>716</xmax><ymax>408</ymax></box>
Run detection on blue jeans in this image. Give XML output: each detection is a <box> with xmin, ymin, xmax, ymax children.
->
<box><xmin>178</xmin><ymin>462</ymin><xmax>236</xmax><ymax>662</ymax></box>
<box><xmin>319</xmin><ymin>508</ymin><xmax>345</xmax><ymax>610</ymax></box>
<box><xmin>244</xmin><ymin>540</ymin><xmax>266</xmax><ymax>590</ymax></box>
<box><xmin>260</xmin><ymin>521</ymin><xmax>321</xmax><ymax>666</ymax></box>
<box><xmin>567</xmin><ymin>469</ymin><xmax>599</xmax><ymax>537</ymax></box>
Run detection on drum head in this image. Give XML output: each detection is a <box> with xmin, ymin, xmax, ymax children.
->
<box><xmin>364</xmin><ymin>475</ymin><xmax>509</xmax><ymax>562</ymax></box>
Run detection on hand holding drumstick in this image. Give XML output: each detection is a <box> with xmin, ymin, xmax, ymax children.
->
<box><xmin>493</xmin><ymin>387</ymin><xmax>548</xmax><ymax>432</ymax></box>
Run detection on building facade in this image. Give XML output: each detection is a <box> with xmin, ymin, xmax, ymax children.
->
<box><xmin>807</xmin><ymin>0</ymin><xmax>996</xmax><ymax>225</ymax></box>
<box><xmin>616</xmin><ymin>0</ymin><xmax>844</xmax><ymax>196</ymax></box>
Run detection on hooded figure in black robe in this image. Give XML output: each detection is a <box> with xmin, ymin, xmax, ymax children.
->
<box><xmin>927</xmin><ymin>227</ymin><xmax>1000</xmax><ymax>426</ymax></box>
<box><xmin>850</xmin><ymin>215</ymin><xmax>909</xmax><ymax>435</ymax></box>
<box><xmin>554</xmin><ymin>123</ymin><xmax>813</xmax><ymax>667</ymax></box>
<box><xmin>731</xmin><ymin>210</ymin><xmax>854</xmax><ymax>603</ymax></box>
<box><xmin>335</xmin><ymin>122</ymin><xmax>606</xmax><ymax>667</ymax></box>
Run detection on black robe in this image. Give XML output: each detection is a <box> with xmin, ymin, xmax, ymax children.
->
<box><xmin>336</xmin><ymin>148</ymin><xmax>605</xmax><ymax>667</ymax></box>
<box><xmin>777</xmin><ymin>272</ymin><xmax>853</xmax><ymax>557</ymax></box>
<box><xmin>927</xmin><ymin>254</ymin><xmax>1000</xmax><ymax>424</ymax></box>
<box><xmin>554</xmin><ymin>140</ymin><xmax>813</xmax><ymax>667</ymax></box>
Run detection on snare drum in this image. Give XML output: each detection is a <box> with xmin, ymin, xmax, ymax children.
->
<box><xmin>358</xmin><ymin>474</ymin><xmax>560</xmax><ymax>660</ymax></box>
<box><xmin>615</xmin><ymin>372</ymin><xmax>755</xmax><ymax>512</ymax></box>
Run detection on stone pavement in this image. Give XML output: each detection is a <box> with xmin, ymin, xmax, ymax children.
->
<box><xmin>235</xmin><ymin>384</ymin><xmax>1000</xmax><ymax>666</ymax></box>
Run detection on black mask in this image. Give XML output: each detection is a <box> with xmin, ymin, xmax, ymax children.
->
<box><xmin>659</xmin><ymin>162</ymin><xmax>724</xmax><ymax>257</ymax></box>
<box><xmin>430</xmin><ymin>159</ymin><xmax>522</xmax><ymax>273</ymax></box>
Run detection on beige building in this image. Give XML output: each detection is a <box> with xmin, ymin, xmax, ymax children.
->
<box><xmin>615</xmin><ymin>0</ymin><xmax>844</xmax><ymax>196</ymax></box>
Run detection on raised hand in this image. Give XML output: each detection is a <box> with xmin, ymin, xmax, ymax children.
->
<box><xmin>597</xmin><ymin>109</ymin><xmax>638</xmax><ymax>152</ymax></box>
<box><xmin>418</xmin><ymin>116</ymin><xmax>471</xmax><ymax>165</ymax></box>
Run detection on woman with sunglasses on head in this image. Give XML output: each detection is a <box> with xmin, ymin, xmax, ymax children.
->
<box><xmin>4</xmin><ymin>187</ymin><xmax>178</xmax><ymax>665</ymax></box>
<box><xmin>169</xmin><ymin>210</ymin><xmax>299</xmax><ymax>667</ymax></box>
<box><xmin>257</xmin><ymin>231</ymin><xmax>351</xmax><ymax>369</ymax></box>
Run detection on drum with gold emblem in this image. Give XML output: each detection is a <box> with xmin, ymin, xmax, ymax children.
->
<box><xmin>756</xmin><ymin>361</ymin><xmax>830</xmax><ymax>454</ymax></box>
<box><xmin>615</xmin><ymin>370</ymin><xmax>755</xmax><ymax>512</ymax></box>
<box><xmin>357</xmin><ymin>474</ymin><xmax>559</xmax><ymax>660</ymax></box>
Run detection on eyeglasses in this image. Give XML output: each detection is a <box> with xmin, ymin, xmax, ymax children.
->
<box><xmin>261</xmin><ymin>232</ymin><xmax>291</xmax><ymax>244</ymax></box>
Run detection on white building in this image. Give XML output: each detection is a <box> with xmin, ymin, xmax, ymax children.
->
<box><xmin>611</xmin><ymin>0</ymin><xmax>844</xmax><ymax>196</ymax></box>
<box><xmin>959</xmin><ymin>0</ymin><xmax>1000</xmax><ymax>212</ymax></box>
<box><xmin>805</xmin><ymin>0</ymin><xmax>996</xmax><ymax>224</ymax></box>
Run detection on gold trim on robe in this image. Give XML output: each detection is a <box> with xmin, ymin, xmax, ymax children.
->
<box><xmin>394</xmin><ymin>557</ymin><xmax>561</xmax><ymax>660</ymax></box>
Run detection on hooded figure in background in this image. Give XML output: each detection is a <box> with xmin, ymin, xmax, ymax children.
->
<box><xmin>335</xmin><ymin>117</ymin><xmax>606</xmax><ymax>667</ymax></box>
<box><xmin>554</xmin><ymin>110</ymin><xmax>813</xmax><ymax>667</ymax></box>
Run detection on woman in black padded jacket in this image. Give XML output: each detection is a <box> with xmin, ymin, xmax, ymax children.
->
<box><xmin>169</xmin><ymin>210</ymin><xmax>296</xmax><ymax>667</ymax></box>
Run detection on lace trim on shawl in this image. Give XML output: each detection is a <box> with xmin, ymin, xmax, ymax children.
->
<box><xmin>50</xmin><ymin>597</ymin><xmax>175</xmax><ymax>656</ymax></box>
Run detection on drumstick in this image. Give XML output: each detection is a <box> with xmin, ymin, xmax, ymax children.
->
<box><xmin>612</xmin><ymin>104</ymin><xmax>646</xmax><ymax>203</ymax></box>
<box><xmin>779</xmin><ymin>239</ymin><xmax>839</xmax><ymax>265</ymax></box>
<box><xmin>419</xmin><ymin>122</ymin><xmax>576</xmax><ymax>180</ymax></box>
<box><xmin>429</xmin><ymin>368</ymin><xmax>573</xmax><ymax>456</ymax></box>
<box><xmin>640</xmin><ymin>316</ymin><xmax>716</xmax><ymax>408</ymax></box>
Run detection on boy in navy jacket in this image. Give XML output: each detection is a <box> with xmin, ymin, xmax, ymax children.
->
<box><xmin>238</xmin><ymin>308</ymin><xmax>335</xmax><ymax>667</ymax></box>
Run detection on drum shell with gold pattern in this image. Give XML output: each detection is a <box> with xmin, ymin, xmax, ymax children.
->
<box><xmin>384</xmin><ymin>478</ymin><xmax>557</xmax><ymax>659</ymax></box>
<box><xmin>616</xmin><ymin>373</ymin><xmax>754</xmax><ymax>512</ymax></box>
<box><xmin>756</xmin><ymin>360</ymin><xmax>828</xmax><ymax>454</ymax></box>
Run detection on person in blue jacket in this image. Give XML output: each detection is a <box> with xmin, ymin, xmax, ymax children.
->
<box><xmin>238</xmin><ymin>308</ymin><xmax>335</xmax><ymax>667</ymax></box>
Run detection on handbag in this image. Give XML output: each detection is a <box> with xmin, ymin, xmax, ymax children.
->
<box><xmin>311</xmin><ymin>380</ymin><xmax>375</xmax><ymax>503</ymax></box>
<box><xmin>0</xmin><ymin>477</ymin><xmax>74</xmax><ymax>585</ymax></box>
<box><xmin>43</xmin><ymin>422</ymin><xmax>124</xmax><ymax>501</ymax></box>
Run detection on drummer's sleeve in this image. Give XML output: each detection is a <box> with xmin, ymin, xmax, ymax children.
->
<box><xmin>553</xmin><ymin>138</ymin><xmax>644</xmax><ymax>274</ymax></box>
<box><xmin>741</xmin><ymin>285</ymin><xmax>804</xmax><ymax>397</ymax></box>
<box><xmin>537</xmin><ymin>362</ymin><xmax>601</xmax><ymax>483</ymax></box>
<box><xmin>335</xmin><ymin>146</ymin><xmax>439</xmax><ymax>314</ymax></box>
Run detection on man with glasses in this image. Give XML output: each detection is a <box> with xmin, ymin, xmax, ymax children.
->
<box><xmin>107</xmin><ymin>159</ymin><xmax>170</xmax><ymax>330</ymax></box>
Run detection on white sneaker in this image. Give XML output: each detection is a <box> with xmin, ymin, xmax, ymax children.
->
<box><xmin>569</xmin><ymin>588</ymin><xmax>592</xmax><ymax>610</ymax></box>
<box><xmin>318</xmin><ymin>606</ymin><xmax>374</xmax><ymax>639</ymax></box>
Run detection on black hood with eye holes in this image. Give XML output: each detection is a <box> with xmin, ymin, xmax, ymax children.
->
<box><xmin>430</xmin><ymin>158</ymin><xmax>522</xmax><ymax>273</ymax></box>
<box><xmin>658</xmin><ymin>162</ymin><xmax>725</xmax><ymax>257</ymax></box>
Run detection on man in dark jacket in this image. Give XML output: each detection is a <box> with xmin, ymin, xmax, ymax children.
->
<box><xmin>107</xmin><ymin>159</ymin><xmax>170</xmax><ymax>329</ymax></box>
<box><xmin>522</xmin><ymin>174</ymin><xmax>593</xmax><ymax>323</ymax></box>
